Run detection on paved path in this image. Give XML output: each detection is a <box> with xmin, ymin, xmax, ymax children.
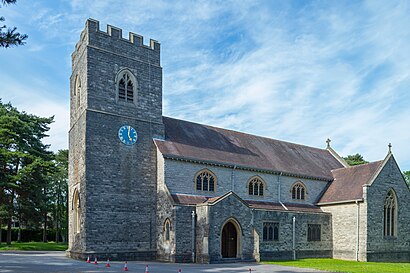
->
<box><xmin>0</xmin><ymin>251</ymin><xmax>330</xmax><ymax>273</ymax></box>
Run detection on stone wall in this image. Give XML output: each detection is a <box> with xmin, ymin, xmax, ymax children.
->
<box><xmin>164</xmin><ymin>159</ymin><xmax>329</xmax><ymax>205</ymax></box>
<box><xmin>193</xmin><ymin>193</ymin><xmax>332</xmax><ymax>263</ymax></box>
<box><xmin>68</xmin><ymin>112</ymin><xmax>87</xmax><ymax>255</ymax></box>
<box><xmin>320</xmin><ymin>202</ymin><xmax>367</xmax><ymax>261</ymax></box>
<box><xmin>68</xmin><ymin>18</ymin><xmax>164</xmax><ymax>260</ymax></box>
<box><xmin>195</xmin><ymin>205</ymin><xmax>210</xmax><ymax>263</ymax></box>
<box><xmin>68</xmin><ymin>18</ymin><xmax>89</xmax><ymax>255</ymax></box>
<box><xmin>174</xmin><ymin>206</ymin><xmax>196</xmax><ymax>263</ymax></box>
<box><xmin>206</xmin><ymin>194</ymin><xmax>255</xmax><ymax>262</ymax></box>
<box><xmin>254</xmin><ymin>210</ymin><xmax>332</xmax><ymax>260</ymax></box>
<box><xmin>365</xmin><ymin>156</ymin><xmax>410</xmax><ymax>262</ymax></box>
<box><xmin>156</xmin><ymin>151</ymin><xmax>176</xmax><ymax>262</ymax></box>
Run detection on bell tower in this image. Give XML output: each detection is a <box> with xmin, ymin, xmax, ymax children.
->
<box><xmin>68</xmin><ymin>18</ymin><xmax>164</xmax><ymax>260</ymax></box>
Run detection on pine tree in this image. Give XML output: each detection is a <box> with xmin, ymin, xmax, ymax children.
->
<box><xmin>0</xmin><ymin>100</ymin><xmax>53</xmax><ymax>244</ymax></box>
<box><xmin>0</xmin><ymin>0</ymin><xmax>28</xmax><ymax>48</ymax></box>
<box><xmin>343</xmin><ymin>153</ymin><xmax>368</xmax><ymax>166</ymax></box>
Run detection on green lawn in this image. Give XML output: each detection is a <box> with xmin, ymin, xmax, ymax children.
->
<box><xmin>0</xmin><ymin>242</ymin><xmax>68</xmax><ymax>251</ymax></box>
<box><xmin>265</xmin><ymin>258</ymin><xmax>410</xmax><ymax>273</ymax></box>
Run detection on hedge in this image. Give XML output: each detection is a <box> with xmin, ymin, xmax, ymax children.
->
<box><xmin>0</xmin><ymin>228</ymin><xmax>67</xmax><ymax>242</ymax></box>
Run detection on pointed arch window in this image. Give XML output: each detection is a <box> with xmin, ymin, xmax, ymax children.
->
<box><xmin>291</xmin><ymin>182</ymin><xmax>306</xmax><ymax>200</ymax></box>
<box><xmin>164</xmin><ymin>218</ymin><xmax>171</xmax><ymax>241</ymax></box>
<box><xmin>72</xmin><ymin>190</ymin><xmax>80</xmax><ymax>234</ymax></box>
<box><xmin>74</xmin><ymin>75</ymin><xmax>81</xmax><ymax>108</ymax></box>
<box><xmin>384</xmin><ymin>190</ymin><xmax>397</xmax><ymax>237</ymax></box>
<box><xmin>116</xmin><ymin>69</ymin><xmax>137</xmax><ymax>103</ymax></box>
<box><xmin>248</xmin><ymin>177</ymin><xmax>265</xmax><ymax>196</ymax></box>
<box><xmin>195</xmin><ymin>169</ymin><xmax>216</xmax><ymax>192</ymax></box>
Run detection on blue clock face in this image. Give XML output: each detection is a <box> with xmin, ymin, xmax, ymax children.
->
<box><xmin>118</xmin><ymin>125</ymin><xmax>138</xmax><ymax>145</ymax></box>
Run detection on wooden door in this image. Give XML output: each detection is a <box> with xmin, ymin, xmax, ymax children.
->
<box><xmin>221</xmin><ymin>222</ymin><xmax>237</xmax><ymax>258</ymax></box>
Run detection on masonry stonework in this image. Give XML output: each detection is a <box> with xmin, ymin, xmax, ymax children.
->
<box><xmin>68</xmin><ymin>19</ymin><xmax>164</xmax><ymax>260</ymax></box>
<box><xmin>321</xmin><ymin>202</ymin><xmax>368</xmax><ymax>261</ymax></box>
<box><xmin>365</xmin><ymin>157</ymin><xmax>410</xmax><ymax>262</ymax></box>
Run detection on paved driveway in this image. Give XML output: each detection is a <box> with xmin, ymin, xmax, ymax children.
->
<box><xmin>0</xmin><ymin>251</ymin><xmax>330</xmax><ymax>273</ymax></box>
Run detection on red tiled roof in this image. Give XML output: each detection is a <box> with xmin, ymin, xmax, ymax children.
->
<box><xmin>246</xmin><ymin>200</ymin><xmax>285</xmax><ymax>211</ymax></box>
<box><xmin>284</xmin><ymin>202</ymin><xmax>323</xmax><ymax>213</ymax></box>
<box><xmin>171</xmin><ymin>194</ymin><xmax>209</xmax><ymax>205</ymax></box>
<box><xmin>318</xmin><ymin>160</ymin><xmax>384</xmax><ymax>204</ymax></box>
<box><xmin>155</xmin><ymin>117</ymin><xmax>344</xmax><ymax>180</ymax></box>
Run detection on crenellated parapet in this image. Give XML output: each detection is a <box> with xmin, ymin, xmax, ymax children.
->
<box><xmin>72</xmin><ymin>18</ymin><xmax>160</xmax><ymax>67</ymax></box>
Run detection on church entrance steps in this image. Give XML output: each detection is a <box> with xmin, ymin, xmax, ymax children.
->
<box><xmin>210</xmin><ymin>258</ymin><xmax>257</xmax><ymax>264</ymax></box>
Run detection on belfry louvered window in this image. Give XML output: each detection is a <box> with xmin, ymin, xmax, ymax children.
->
<box><xmin>248</xmin><ymin>177</ymin><xmax>265</xmax><ymax>196</ymax></box>
<box><xmin>195</xmin><ymin>170</ymin><xmax>216</xmax><ymax>192</ymax></box>
<box><xmin>118</xmin><ymin>72</ymin><xmax>134</xmax><ymax>102</ymax></box>
<box><xmin>384</xmin><ymin>190</ymin><xmax>397</xmax><ymax>237</ymax></box>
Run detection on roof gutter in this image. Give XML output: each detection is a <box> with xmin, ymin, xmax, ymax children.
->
<box><xmin>317</xmin><ymin>198</ymin><xmax>364</xmax><ymax>206</ymax></box>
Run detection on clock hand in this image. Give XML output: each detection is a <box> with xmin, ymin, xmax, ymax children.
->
<box><xmin>128</xmin><ymin>126</ymin><xmax>132</xmax><ymax>140</ymax></box>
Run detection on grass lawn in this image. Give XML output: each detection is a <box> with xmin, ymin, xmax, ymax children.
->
<box><xmin>0</xmin><ymin>242</ymin><xmax>68</xmax><ymax>251</ymax></box>
<box><xmin>265</xmin><ymin>258</ymin><xmax>410</xmax><ymax>273</ymax></box>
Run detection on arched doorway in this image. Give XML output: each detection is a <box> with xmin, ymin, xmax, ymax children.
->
<box><xmin>221</xmin><ymin>222</ymin><xmax>238</xmax><ymax>258</ymax></box>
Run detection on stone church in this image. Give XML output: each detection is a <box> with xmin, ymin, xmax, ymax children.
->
<box><xmin>67</xmin><ymin>19</ymin><xmax>410</xmax><ymax>263</ymax></box>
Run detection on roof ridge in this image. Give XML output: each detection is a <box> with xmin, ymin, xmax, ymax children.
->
<box><xmin>163</xmin><ymin>116</ymin><xmax>329</xmax><ymax>152</ymax></box>
<box><xmin>331</xmin><ymin>159</ymin><xmax>384</xmax><ymax>172</ymax></box>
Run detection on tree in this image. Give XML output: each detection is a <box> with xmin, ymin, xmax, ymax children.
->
<box><xmin>0</xmin><ymin>0</ymin><xmax>27</xmax><ymax>48</ymax></box>
<box><xmin>344</xmin><ymin>153</ymin><xmax>368</xmax><ymax>166</ymax></box>
<box><xmin>0</xmin><ymin>100</ymin><xmax>53</xmax><ymax>244</ymax></box>
<box><xmin>403</xmin><ymin>171</ymin><xmax>410</xmax><ymax>188</ymax></box>
<box><xmin>49</xmin><ymin>149</ymin><xmax>68</xmax><ymax>242</ymax></box>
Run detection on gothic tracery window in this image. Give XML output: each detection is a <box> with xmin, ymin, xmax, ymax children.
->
<box><xmin>291</xmin><ymin>182</ymin><xmax>306</xmax><ymax>200</ymax></box>
<box><xmin>195</xmin><ymin>169</ymin><xmax>216</xmax><ymax>192</ymax></box>
<box><xmin>248</xmin><ymin>177</ymin><xmax>265</xmax><ymax>196</ymax></box>
<box><xmin>384</xmin><ymin>189</ymin><xmax>397</xmax><ymax>237</ymax></box>
<box><xmin>116</xmin><ymin>70</ymin><xmax>136</xmax><ymax>103</ymax></box>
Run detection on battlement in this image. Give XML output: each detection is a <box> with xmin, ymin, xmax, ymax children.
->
<box><xmin>85</xmin><ymin>18</ymin><xmax>160</xmax><ymax>50</ymax></box>
<box><xmin>72</xmin><ymin>18</ymin><xmax>160</xmax><ymax>66</ymax></box>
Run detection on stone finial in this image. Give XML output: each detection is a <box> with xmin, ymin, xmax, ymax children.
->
<box><xmin>326</xmin><ymin>138</ymin><xmax>331</xmax><ymax>148</ymax></box>
<box><xmin>388</xmin><ymin>143</ymin><xmax>392</xmax><ymax>153</ymax></box>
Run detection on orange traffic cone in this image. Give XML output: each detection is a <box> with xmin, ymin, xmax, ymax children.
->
<box><xmin>145</xmin><ymin>264</ymin><xmax>149</xmax><ymax>273</ymax></box>
<box><xmin>94</xmin><ymin>257</ymin><xmax>98</xmax><ymax>264</ymax></box>
<box><xmin>86</xmin><ymin>256</ymin><xmax>90</xmax><ymax>263</ymax></box>
<box><xmin>123</xmin><ymin>261</ymin><xmax>129</xmax><ymax>271</ymax></box>
<box><xmin>106</xmin><ymin>258</ymin><xmax>111</xmax><ymax>267</ymax></box>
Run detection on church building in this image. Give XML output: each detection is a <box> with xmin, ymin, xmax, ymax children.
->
<box><xmin>67</xmin><ymin>19</ymin><xmax>410</xmax><ymax>263</ymax></box>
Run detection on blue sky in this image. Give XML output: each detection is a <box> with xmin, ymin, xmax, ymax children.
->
<box><xmin>1</xmin><ymin>0</ymin><xmax>410</xmax><ymax>171</ymax></box>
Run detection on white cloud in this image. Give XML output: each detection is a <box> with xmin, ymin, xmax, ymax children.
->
<box><xmin>2</xmin><ymin>0</ymin><xmax>410</xmax><ymax>170</ymax></box>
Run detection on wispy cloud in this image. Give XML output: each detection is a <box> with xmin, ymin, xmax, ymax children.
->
<box><xmin>1</xmin><ymin>0</ymin><xmax>409</xmax><ymax>170</ymax></box>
